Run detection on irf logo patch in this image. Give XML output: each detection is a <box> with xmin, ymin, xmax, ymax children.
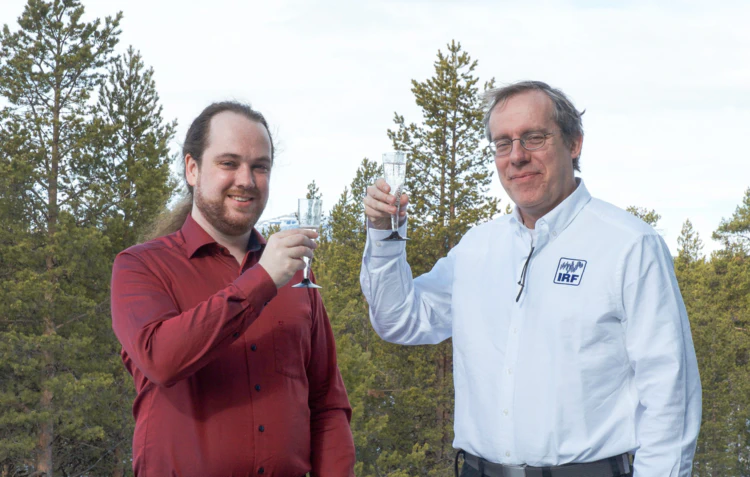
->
<box><xmin>554</xmin><ymin>258</ymin><xmax>587</xmax><ymax>286</ymax></box>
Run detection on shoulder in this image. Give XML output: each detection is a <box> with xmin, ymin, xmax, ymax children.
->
<box><xmin>114</xmin><ymin>231</ymin><xmax>186</xmax><ymax>268</ymax></box>
<box><xmin>578</xmin><ymin>198</ymin><xmax>672</xmax><ymax>271</ymax></box>
<box><xmin>579</xmin><ymin>197</ymin><xmax>659</xmax><ymax>242</ymax></box>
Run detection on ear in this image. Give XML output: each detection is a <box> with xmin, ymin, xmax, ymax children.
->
<box><xmin>185</xmin><ymin>154</ymin><xmax>199</xmax><ymax>187</ymax></box>
<box><xmin>569</xmin><ymin>134</ymin><xmax>583</xmax><ymax>159</ymax></box>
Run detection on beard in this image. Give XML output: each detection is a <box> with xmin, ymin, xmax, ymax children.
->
<box><xmin>193</xmin><ymin>185</ymin><xmax>264</xmax><ymax>237</ymax></box>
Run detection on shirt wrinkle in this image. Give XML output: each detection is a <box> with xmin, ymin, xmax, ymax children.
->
<box><xmin>111</xmin><ymin>213</ymin><xmax>354</xmax><ymax>476</ymax></box>
<box><xmin>360</xmin><ymin>178</ymin><xmax>701</xmax><ymax>476</ymax></box>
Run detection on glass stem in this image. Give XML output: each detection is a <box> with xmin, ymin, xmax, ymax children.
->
<box><xmin>303</xmin><ymin>256</ymin><xmax>311</xmax><ymax>280</ymax></box>
<box><xmin>391</xmin><ymin>192</ymin><xmax>400</xmax><ymax>232</ymax></box>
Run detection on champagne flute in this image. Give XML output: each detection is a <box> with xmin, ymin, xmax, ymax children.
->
<box><xmin>291</xmin><ymin>198</ymin><xmax>322</xmax><ymax>289</ymax></box>
<box><xmin>381</xmin><ymin>152</ymin><xmax>408</xmax><ymax>241</ymax></box>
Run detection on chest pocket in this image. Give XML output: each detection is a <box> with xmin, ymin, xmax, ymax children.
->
<box><xmin>272</xmin><ymin>317</ymin><xmax>311</xmax><ymax>379</ymax></box>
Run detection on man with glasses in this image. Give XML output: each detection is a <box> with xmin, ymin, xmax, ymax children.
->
<box><xmin>360</xmin><ymin>81</ymin><xmax>701</xmax><ymax>476</ymax></box>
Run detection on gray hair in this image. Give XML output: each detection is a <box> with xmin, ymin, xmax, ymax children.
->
<box><xmin>483</xmin><ymin>80</ymin><xmax>584</xmax><ymax>171</ymax></box>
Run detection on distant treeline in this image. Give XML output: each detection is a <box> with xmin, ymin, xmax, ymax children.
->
<box><xmin>1</xmin><ymin>1</ymin><xmax>749</xmax><ymax>476</ymax></box>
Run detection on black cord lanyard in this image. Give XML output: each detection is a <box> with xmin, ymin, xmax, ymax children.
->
<box><xmin>516</xmin><ymin>244</ymin><xmax>535</xmax><ymax>302</ymax></box>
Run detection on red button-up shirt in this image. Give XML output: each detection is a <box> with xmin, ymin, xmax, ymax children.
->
<box><xmin>110</xmin><ymin>214</ymin><xmax>355</xmax><ymax>476</ymax></box>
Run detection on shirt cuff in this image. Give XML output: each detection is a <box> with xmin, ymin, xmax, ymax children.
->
<box><xmin>232</xmin><ymin>264</ymin><xmax>278</xmax><ymax>310</ymax></box>
<box><xmin>366</xmin><ymin>222</ymin><xmax>408</xmax><ymax>258</ymax></box>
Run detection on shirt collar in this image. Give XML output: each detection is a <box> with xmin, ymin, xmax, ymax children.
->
<box><xmin>509</xmin><ymin>177</ymin><xmax>591</xmax><ymax>239</ymax></box>
<box><xmin>181</xmin><ymin>213</ymin><xmax>266</xmax><ymax>258</ymax></box>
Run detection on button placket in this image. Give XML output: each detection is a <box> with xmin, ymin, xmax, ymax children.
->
<box><xmin>498</xmin><ymin>242</ymin><xmax>526</xmax><ymax>461</ymax></box>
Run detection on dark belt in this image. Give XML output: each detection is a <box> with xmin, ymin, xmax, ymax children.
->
<box><xmin>459</xmin><ymin>451</ymin><xmax>631</xmax><ymax>477</ymax></box>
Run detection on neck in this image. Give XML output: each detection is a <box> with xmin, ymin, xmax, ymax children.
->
<box><xmin>519</xmin><ymin>177</ymin><xmax>578</xmax><ymax>230</ymax></box>
<box><xmin>191</xmin><ymin>206</ymin><xmax>253</xmax><ymax>255</ymax></box>
<box><xmin>519</xmin><ymin>211</ymin><xmax>540</xmax><ymax>230</ymax></box>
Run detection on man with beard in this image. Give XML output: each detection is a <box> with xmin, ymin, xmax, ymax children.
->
<box><xmin>111</xmin><ymin>101</ymin><xmax>355</xmax><ymax>476</ymax></box>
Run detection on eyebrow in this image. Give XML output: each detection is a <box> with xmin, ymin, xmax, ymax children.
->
<box><xmin>492</xmin><ymin>129</ymin><xmax>547</xmax><ymax>141</ymax></box>
<box><xmin>214</xmin><ymin>153</ymin><xmax>272</xmax><ymax>164</ymax></box>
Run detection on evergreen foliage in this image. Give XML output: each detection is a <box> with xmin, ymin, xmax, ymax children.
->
<box><xmin>0</xmin><ymin>2</ymin><xmax>174</xmax><ymax>475</ymax></box>
<box><xmin>1</xmin><ymin>6</ymin><xmax>749</xmax><ymax>473</ymax></box>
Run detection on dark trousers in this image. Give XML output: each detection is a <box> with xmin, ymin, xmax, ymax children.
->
<box><xmin>458</xmin><ymin>461</ymin><xmax>633</xmax><ymax>477</ymax></box>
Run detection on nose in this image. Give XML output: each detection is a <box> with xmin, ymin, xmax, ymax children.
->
<box><xmin>508</xmin><ymin>139</ymin><xmax>529</xmax><ymax>166</ymax></box>
<box><xmin>235</xmin><ymin>163</ymin><xmax>256</xmax><ymax>188</ymax></box>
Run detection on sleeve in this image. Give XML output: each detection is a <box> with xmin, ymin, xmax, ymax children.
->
<box><xmin>620</xmin><ymin>234</ymin><xmax>702</xmax><ymax>477</ymax></box>
<box><xmin>306</xmin><ymin>281</ymin><xmax>356</xmax><ymax>477</ymax></box>
<box><xmin>359</xmin><ymin>222</ymin><xmax>454</xmax><ymax>345</ymax></box>
<box><xmin>110</xmin><ymin>251</ymin><xmax>277</xmax><ymax>387</ymax></box>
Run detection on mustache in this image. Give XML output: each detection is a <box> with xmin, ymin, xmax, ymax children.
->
<box><xmin>226</xmin><ymin>187</ymin><xmax>258</xmax><ymax>197</ymax></box>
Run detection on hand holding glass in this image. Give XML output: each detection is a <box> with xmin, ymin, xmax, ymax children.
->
<box><xmin>381</xmin><ymin>152</ymin><xmax>408</xmax><ymax>241</ymax></box>
<box><xmin>292</xmin><ymin>198</ymin><xmax>322</xmax><ymax>289</ymax></box>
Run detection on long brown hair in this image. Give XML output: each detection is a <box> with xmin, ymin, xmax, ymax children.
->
<box><xmin>141</xmin><ymin>101</ymin><xmax>275</xmax><ymax>242</ymax></box>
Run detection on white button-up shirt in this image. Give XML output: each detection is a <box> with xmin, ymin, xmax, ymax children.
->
<box><xmin>360</xmin><ymin>179</ymin><xmax>701</xmax><ymax>477</ymax></box>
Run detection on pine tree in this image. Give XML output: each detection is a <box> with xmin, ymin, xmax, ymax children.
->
<box><xmin>677</xmin><ymin>219</ymin><xmax>704</xmax><ymax>267</ymax></box>
<box><xmin>0</xmin><ymin>2</ymin><xmax>174</xmax><ymax>475</ymax></box>
<box><xmin>0</xmin><ymin>1</ymin><xmax>122</xmax><ymax>473</ymax></box>
<box><xmin>381</xmin><ymin>40</ymin><xmax>499</xmax><ymax>473</ymax></box>
<box><xmin>680</xmin><ymin>200</ymin><xmax>750</xmax><ymax>475</ymax></box>
<box><xmin>314</xmin><ymin>158</ymin><xmax>396</xmax><ymax>476</ymax></box>
<box><xmin>306</xmin><ymin>180</ymin><xmax>322</xmax><ymax>200</ymax></box>
<box><xmin>625</xmin><ymin>205</ymin><xmax>661</xmax><ymax>227</ymax></box>
<box><xmin>713</xmin><ymin>187</ymin><xmax>750</xmax><ymax>253</ymax></box>
<box><xmin>95</xmin><ymin>45</ymin><xmax>177</xmax><ymax>255</ymax></box>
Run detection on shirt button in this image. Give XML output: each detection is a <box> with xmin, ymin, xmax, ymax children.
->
<box><xmin>233</xmin><ymin>332</ymin><xmax>240</xmax><ymax>338</ymax></box>
<box><xmin>552</xmin><ymin>230</ymin><xmax>558</xmax><ymax>237</ymax></box>
<box><xmin>506</xmin><ymin>451</ymin><xmax>511</xmax><ymax>457</ymax></box>
<box><xmin>507</xmin><ymin>368</ymin><xmax>513</xmax><ymax>375</ymax></box>
<box><xmin>513</xmin><ymin>327</ymin><xmax>517</xmax><ymax>334</ymax></box>
<box><xmin>503</xmin><ymin>409</ymin><xmax>509</xmax><ymax>416</ymax></box>
<box><xmin>255</xmin><ymin>384</ymin><xmax>261</xmax><ymax>391</ymax></box>
<box><xmin>375</xmin><ymin>241</ymin><xmax>381</xmax><ymax>247</ymax></box>
<box><xmin>251</xmin><ymin>344</ymin><xmax>257</xmax><ymax>351</ymax></box>
<box><xmin>259</xmin><ymin>425</ymin><xmax>265</xmax><ymax>432</ymax></box>
<box><xmin>258</xmin><ymin>468</ymin><xmax>264</xmax><ymax>474</ymax></box>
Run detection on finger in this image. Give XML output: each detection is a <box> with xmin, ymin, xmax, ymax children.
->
<box><xmin>294</xmin><ymin>228</ymin><xmax>319</xmax><ymax>239</ymax></box>
<box><xmin>281</xmin><ymin>233</ymin><xmax>318</xmax><ymax>249</ymax></box>
<box><xmin>399</xmin><ymin>193</ymin><xmax>410</xmax><ymax>207</ymax></box>
<box><xmin>367</xmin><ymin>183</ymin><xmax>395</xmax><ymax>205</ymax></box>
<box><xmin>375</xmin><ymin>178</ymin><xmax>391</xmax><ymax>194</ymax></box>
<box><xmin>364</xmin><ymin>196</ymin><xmax>396</xmax><ymax>217</ymax></box>
<box><xmin>270</xmin><ymin>228</ymin><xmax>311</xmax><ymax>240</ymax></box>
<box><xmin>289</xmin><ymin>245</ymin><xmax>315</xmax><ymax>261</ymax></box>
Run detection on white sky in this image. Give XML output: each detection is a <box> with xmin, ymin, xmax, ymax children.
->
<box><xmin>2</xmin><ymin>0</ymin><xmax>749</xmax><ymax>255</ymax></box>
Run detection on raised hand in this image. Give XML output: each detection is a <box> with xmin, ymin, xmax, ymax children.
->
<box><xmin>258</xmin><ymin>228</ymin><xmax>319</xmax><ymax>288</ymax></box>
<box><xmin>363</xmin><ymin>178</ymin><xmax>409</xmax><ymax>230</ymax></box>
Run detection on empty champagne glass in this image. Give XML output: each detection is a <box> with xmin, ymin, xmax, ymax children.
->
<box><xmin>381</xmin><ymin>152</ymin><xmax>408</xmax><ymax>241</ymax></box>
<box><xmin>292</xmin><ymin>198</ymin><xmax>322</xmax><ymax>289</ymax></box>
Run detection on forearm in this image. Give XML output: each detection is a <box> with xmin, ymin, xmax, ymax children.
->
<box><xmin>310</xmin><ymin>408</ymin><xmax>355</xmax><ymax>477</ymax></box>
<box><xmin>360</xmin><ymin>225</ymin><xmax>453</xmax><ymax>345</ymax></box>
<box><xmin>111</xmin><ymin>254</ymin><xmax>276</xmax><ymax>386</ymax></box>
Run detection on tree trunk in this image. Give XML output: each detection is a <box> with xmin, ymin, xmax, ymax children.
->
<box><xmin>112</xmin><ymin>446</ymin><xmax>125</xmax><ymax>477</ymax></box>
<box><xmin>36</xmin><ymin>76</ymin><xmax>62</xmax><ymax>477</ymax></box>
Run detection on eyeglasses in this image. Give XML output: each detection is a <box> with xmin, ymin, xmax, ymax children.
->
<box><xmin>490</xmin><ymin>133</ymin><xmax>554</xmax><ymax>157</ymax></box>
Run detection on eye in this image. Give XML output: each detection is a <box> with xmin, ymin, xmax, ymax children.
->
<box><xmin>495</xmin><ymin>139</ymin><xmax>512</xmax><ymax>148</ymax></box>
<box><xmin>524</xmin><ymin>134</ymin><xmax>545</xmax><ymax>146</ymax></box>
<box><xmin>254</xmin><ymin>164</ymin><xmax>271</xmax><ymax>173</ymax></box>
<box><xmin>220</xmin><ymin>161</ymin><xmax>236</xmax><ymax>168</ymax></box>
<box><xmin>493</xmin><ymin>140</ymin><xmax>513</xmax><ymax>155</ymax></box>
